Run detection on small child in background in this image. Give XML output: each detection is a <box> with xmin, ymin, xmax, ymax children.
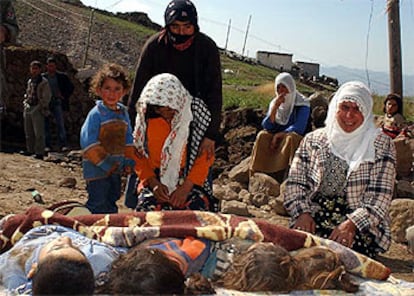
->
<box><xmin>381</xmin><ymin>93</ymin><xmax>406</xmax><ymax>139</ymax></box>
<box><xmin>80</xmin><ymin>63</ymin><xmax>137</xmax><ymax>214</ymax></box>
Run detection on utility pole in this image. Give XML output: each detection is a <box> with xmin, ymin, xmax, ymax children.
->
<box><xmin>83</xmin><ymin>8</ymin><xmax>95</xmax><ymax>68</ymax></box>
<box><xmin>387</xmin><ymin>0</ymin><xmax>403</xmax><ymax>106</ymax></box>
<box><xmin>224</xmin><ymin>19</ymin><xmax>231</xmax><ymax>52</ymax></box>
<box><xmin>0</xmin><ymin>1</ymin><xmax>5</xmax><ymax>151</ymax></box>
<box><xmin>241</xmin><ymin>15</ymin><xmax>251</xmax><ymax>57</ymax></box>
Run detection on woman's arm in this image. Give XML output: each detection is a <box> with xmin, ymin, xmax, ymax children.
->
<box><xmin>283</xmin><ymin>135</ymin><xmax>315</xmax><ymax>220</ymax></box>
<box><xmin>346</xmin><ymin>135</ymin><xmax>396</xmax><ymax>235</ymax></box>
<box><xmin>169</xmin><ymin>151</ymin><xmax>214</xmax><ymax>208</ymax></box>
<box><xmin>284</xmin><ymin>105</ymin><xmax>310</xmax><ymax>135</ymax></box>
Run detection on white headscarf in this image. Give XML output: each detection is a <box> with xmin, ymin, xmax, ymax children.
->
<box><xmin>271</xmin><ymin>72</ymin><xmax>309</xmax><ymax>125</ymax></box>
<box><xmin>134</xmin><ymin>73</ymin><xmax>193</xmax><ymax>193</ymax></box>
<box><xmin>325</xmin><ymin>81</ymin><xmax>380</xmax><ymax>174</ymax></box>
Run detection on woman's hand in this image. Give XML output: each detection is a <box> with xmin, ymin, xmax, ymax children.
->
<box><xmin>329</xmin><ymin>219</ymin><xmax>356</xmax><ymax>248</ymax></box>
<box><xmin>169</xmin><ymin>179</ymin><xmax>193</xmax><ymax>208</ymax></box>
<box><xmin>198</xmin><ymin>138</ymin><xmax>215</xmax><ymax>160</ymax></box>
<box><xmin>294</xmin><ymin>213</ymin><xmax>316</xmax><ymax>233</ymax></box>
<box><xmin>269</xmin><ymin>97</ymin><xmax>283</xmax><ymax>124</ymax></box>
<box><xmin>148</xmin><ymin>177</ymin><xmax>170</xmax><ymax>203</ymax></box>
<box><xmin>270</xmin><ymin>132</ymin><xmax>286</xmax><ymax>150</ymax></box>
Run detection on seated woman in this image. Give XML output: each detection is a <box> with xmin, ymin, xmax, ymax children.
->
<box><xmin>283</xmin><ymin>81</ymin><xmax>396</xmax><ymax>258</ymax></box>
<box><xmin>0</xmin><ymin>225</ymin><xmax>126</xmax><ymax>295</ymax></box>
<box><xmin>133</xmin><ymin>73</ymin><xmax>219</xmax><ymax>212</ymax></box>
<box><xmin>250</xmin><ymin>72</ymin><xmax>310</xmax><ymax>181</ymax></box>
<box><xmin>381</xmin><ymin>93</ymin><xmax>406</xmax><ymax>139</ymax></box>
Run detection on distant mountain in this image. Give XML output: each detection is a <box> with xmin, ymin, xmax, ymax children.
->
<box><xmin>321</xmin><ymin>65</ymin><xmax>414</xmax><ymax>97</ymax></box>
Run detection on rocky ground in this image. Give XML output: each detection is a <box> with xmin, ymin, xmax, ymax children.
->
<box><xmin>0</xmin><ymin>151</ymin><xmax>413</xmax><ymax>283</ymax></box>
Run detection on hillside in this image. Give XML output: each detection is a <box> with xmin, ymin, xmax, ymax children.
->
<box><xmin>15</xmin><ymin>0</ymin><xmax>154</xmax><ymax>71</ymax></box>
<box><xmin>14</xmin><ymin>0</ymin><xmax>336</xmax><ymax>107</ymax></box>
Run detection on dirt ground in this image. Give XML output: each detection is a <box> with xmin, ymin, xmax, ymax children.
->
<box><xmin>0</xmin><ymin>151</ymin><xmax>413</xmax><ymax>282</ymax></box>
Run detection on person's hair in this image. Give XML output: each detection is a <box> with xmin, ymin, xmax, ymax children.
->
<box><xmin>46</xmin><ymin>56</ymin><xmax>57</xmax><ymax>64</ymax></box>
<box><xmin>89</xmin><ymin>63</ymin><xmax>131</xmax><ymax>95</ymax></box>
<box><xmin>32</xmin><ymin>256</ymin><xmax>94</xmax><ymax>295</ymax></box>
<box><xmin>30</xmin><ymin>60</ymin><xmax>42</xmax><ymax>68</ymax></box>
<box><xmin>98</xmin><ymin>247</ymin><xmax>185</xmax><ymax>295</ymax></box>
<box><xmin>383</xmin><ymin>93</ymin><xmax>403</xmax><ymax>115</ymax></box>
<box><xmin>217</xmin><ymin>243</ymin><xmax>296</xmax><ymax>292</ymax></box>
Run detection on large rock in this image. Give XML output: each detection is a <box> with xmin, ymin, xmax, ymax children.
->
<box><xmin>249</xmin><ymin>172</ymin><xmax>280</xmax><ymax>197</ymax></box>
<box><xmin>389</xmin><ymin>199</ymin><xmax>414</xmax><ymax>243</ymax></box>
<box><xmin>250</xmin><ymin>192</ymin><xmax>269</xmax><ymax>208</ymax></box>
<box><xmin>394</xmin><ymin>137</ymin><xmax>414</xmax><ymax>179</ymax></box>
<box><xmin>228</xmin><ymin>157</ymin><xmax>251</xmax><ymax>185</ymax></box>
<box><xmin>221</xmin><ymin>200</ymin><xmax>250</xmax><ymax>216</ymax></box>
<box><xmin>396</xmin><ymin>180</ymin><xmax>414</xmax><ymax>199</ymax></box>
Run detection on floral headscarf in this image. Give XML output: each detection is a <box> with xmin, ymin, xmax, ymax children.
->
<box><xmin>271</xmin><ymin>72</ymin><xmax>309</xmax><ymax>125</ymax></box>
<box><xmin>325</xmin><ymin>81</ymin><xmax>380</xmax><ymax>174</ymax></box>
<box><xmin>134</xmin><ymin>73</ymin><xmax>193</xmax><ymax>193</ymax></box>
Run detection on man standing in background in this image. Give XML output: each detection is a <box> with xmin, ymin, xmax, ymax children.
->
<box><xmin>43</xmin><ymin>56</ymin><xmax>74</xmax><ymax>152</ymax></box>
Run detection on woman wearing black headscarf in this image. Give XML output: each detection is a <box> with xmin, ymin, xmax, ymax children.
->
<box><xmin>126</xmin><ymin>0</ymin><xmax>222</xmax><ymax>209</ymax></box>
<box><xmin>128</xmin><ymin>0</ymin><xmax>222</xmax><ymax>153</ymax></box>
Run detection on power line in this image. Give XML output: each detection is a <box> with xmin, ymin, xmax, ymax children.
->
<box><xmin>21</xmin><ymin>0</ymin><xmax>89</xmax><ymax>23</ymax></box>
<box><xmin>104</xmin><ymin>0</ymin><xmax>125</xmax><ymax>10</ymax></box>
<box><xmin>365</xmin><ymin>0</ymin><xmax>375</xmax><ymax>89</ymax></box>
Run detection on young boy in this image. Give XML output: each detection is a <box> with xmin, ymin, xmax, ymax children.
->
<box><xmin>22</xmin><ymin>61</ymin><xmax>51</xmax><ymax>159</ymax></box>
<box><xmin>0</xmin><ymin>225</ymin><xmax>126</xmax><ymax>295</ymax></box>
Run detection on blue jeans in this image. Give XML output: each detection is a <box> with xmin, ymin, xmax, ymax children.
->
<box><xmin>45</xmin><ymin>99</ymin><xmax>67</xmax><ymax>148</ymax></box>
<box><xmin>86</xmin><ymin>174</ymin><xmax>121</xmax><ymax>214</ymax></box>
<box><xmin>124</xmin><ymin>173</ymin><xmax>138</xmax><ymax>209</ymax></box>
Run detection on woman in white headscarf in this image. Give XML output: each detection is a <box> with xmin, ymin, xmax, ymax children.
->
<box><xmin>133</xmin><ymin>73</ymin><xmax>219</xmax><ymax>212</ymax></box>
<box><xmin>283</xmin><ymin>81</ymin><xmax>396</xmax><ymax>258</ymax></box>
<box><xmin>250</xmin><ymin>72</ymin><xmax>310</xmax><ymax>180</ymax></box>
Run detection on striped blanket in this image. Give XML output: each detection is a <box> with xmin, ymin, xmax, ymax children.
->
<box><xmin>0</xmin><ymin>205</ymin><xmax>392</xmax><ymax>282</ymax></box>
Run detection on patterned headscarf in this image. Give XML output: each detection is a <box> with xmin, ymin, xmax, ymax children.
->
<box><xmin>134</xmin><ymin>73</ymin><xmax>193</xmax><ymax>193</ymax></box>
<box><xmin>271</xmin><ymin>72</ymin><xmax>309</xmax><ymax>125</ymax></box>
<box><xmin>325</xmin><ymin>81</ymin><xmax>380</xmax><ymax>174</ymax></box>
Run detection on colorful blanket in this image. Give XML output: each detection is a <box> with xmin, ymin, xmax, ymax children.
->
<box><xmin>0</xmin><ymin>206</ymin><xmax>391</xmax><ymax>281</ymax></box>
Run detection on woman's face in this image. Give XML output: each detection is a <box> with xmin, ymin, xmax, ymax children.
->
<box><xmin>155</xmin><ymin>106</ymin><xmax>177</xmax><ymax>122</ymax></box>
<box><xmin>336</xmin><ymin>101</ymin><xmax>364</xmax><ymax>133</ymax></box>
<box><xmin>385</xmin><ymin>99</ymin><xmax>398</xmax><ymax>115</ymax></box>
<box><xmin>276</xmin><ymin>83</ymin><xmax>289</xmax><ymax>95</ymax></box>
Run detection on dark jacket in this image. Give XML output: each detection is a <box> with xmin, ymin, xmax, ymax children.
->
<box><xmin>42</xmin><ymin>71</ymin><xmax>74</xmax><ymax>111</ymax></box>
<box><xmin>0</xmin><ymin>0</ymin><xmax>19</xmax><ymax>44</ymax></box>
<box><xmin>128</xmin><ymin>31</ymin><xmax>222</xmax><ymax>142</ymax></box>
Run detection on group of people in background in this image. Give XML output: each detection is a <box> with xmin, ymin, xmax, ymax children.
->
<box><xmin>21</xmin><ymin>57</ymin><xmax>74</xmax><ymax>159</ymax></box>
<box><xmin>1</xmin><ymin>0</ymin><xmax>412</xmax><ymax>295</ymax></box>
